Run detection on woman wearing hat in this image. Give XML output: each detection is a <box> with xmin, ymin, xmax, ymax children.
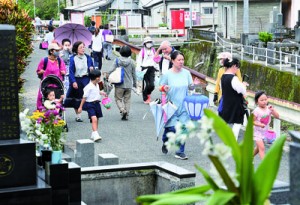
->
<box><xmin>214</xmin><ymin>52</ymin><xmax>242</xmax><ymax>105</ymax></box>
<box><xmin>136</xmin><ymin>36</ymin><xmax>158</xmax><ymax>103</ymax></box>
<box><xmin>36</xmin><ymin>43</ymin><xmax>66</xmax><ymax>109</ymax></box>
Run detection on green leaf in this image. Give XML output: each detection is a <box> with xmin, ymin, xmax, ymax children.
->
<box><xmin>206</xmin><ymin>190</ymin><xmax>236</xmax><ymax>205</ymax></box>
<box><xmin>195</xmin><ymin>164</ymin><xmax>219</xmax><ymax>190</ymax></box>
<box><xmin>136</xmin><ymin>185</ymin><xmax>211</xmax><ymax>203</ymax></box>
<box><xmin>204</xmin><ymin>109</ymin><xmax>241</xmax><ymax>171</ymax></box>
<box><xmin>239</xmin><ymin>114</ymin><xmax>254</xmax><ymax>204</ymax></box>
<box><xmin>252</xmin><ymin>135</ymin><xmax>286</xmax><ymax>205</ymax></box>
<box><xmin>151</xmin><ymin>194</ymin><xmax>208</xmax><ymax>205</ymax></box>
<box><xmin>209</xmin><ymin>155</ymin><xmax>239</xmax><ymax>195</ymax></box>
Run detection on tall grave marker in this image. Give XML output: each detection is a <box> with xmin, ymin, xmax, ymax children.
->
<box><xmin>0</xmin><ymin>24</ymin><xmax>36</xmax><ymax>188</ymax></box>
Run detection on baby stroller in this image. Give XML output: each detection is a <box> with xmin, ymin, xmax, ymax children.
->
<box><xmin>40</xmin><ymin>74</ymin><xmax>68</xmax><ymax>132</ymax></box>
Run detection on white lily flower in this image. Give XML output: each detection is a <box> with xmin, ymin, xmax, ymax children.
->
<box><xmin>41</xmin><ymin>134</ymin><xmax>48</xmax><ymax>140</ymax></box>
<box><xmin>35</xmin><ymin>129</ymin><xmax>42</xmax><ymax>136</ymax></box>
<box><xmin>175</xmin><ymin>122</ymin><xmax>183</xmax><ymax>133</ymax></box>
<box><xmin>213</xmin><ymin>143</ymin><xmax>232</xmax><ymax>161</ymax></box>
<box><xmin>202</xmin><ymin>141</ymin><xmax>213</xmax><ymax>156</ymax></box>
<box><xmin>186</xmin><ymin>120</ymin><xmax>196</xmax><ymax>130</ymax></box>
<box><xmin>178</xmin><ymin>133</ymin><xmax>188</xmax><ymax>144</ymax></box>
<box><xmin>200</xmin><ymin>116</ymin><xmax>214</xmax><ymax>131</ymax></box>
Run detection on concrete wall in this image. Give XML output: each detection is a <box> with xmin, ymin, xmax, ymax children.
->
<box><xmin>218</xmin><ymin>1</ymin><xmax>281</xmax><ymax>39</ymax></box>
<box><xmin>80</xmin><ymin>162</ymin><xmax>196</xmax><ymax>205</ymax></box>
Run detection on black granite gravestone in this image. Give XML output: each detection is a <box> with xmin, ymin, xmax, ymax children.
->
<box><xmin>0</xmin><ymin>24</ymin><xmax>36</xmax><ymax>188</ymax></box>
<box><xmin>0</xmin><ymin>25</ymin><xmax>51</xmax><ymax>205</ymax></box>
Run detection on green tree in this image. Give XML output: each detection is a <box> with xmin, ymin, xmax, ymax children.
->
<box><xmin>0</xmin><ymin>0</ymin><xmax>35</xmax><ymax>89</ymax></box>
<box><xmin>18</xmin><ymin>0</ymin><xmax>66</xmax><ymax>20</ymax></box>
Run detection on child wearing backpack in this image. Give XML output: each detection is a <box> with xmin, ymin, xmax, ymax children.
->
<box><xmin>107</xmin><ymin>45</ymin><xmax>137</xmax><ymax>120</ymax></box>
<box><xmin>136</xmin><ymin>36</ymin><xmax>158</xmax><ymax>104</ymax></box>
<box><xmin>78</xmin><ymin>69</ymin><xmax>107</xmax><ymax>142</ymax></box>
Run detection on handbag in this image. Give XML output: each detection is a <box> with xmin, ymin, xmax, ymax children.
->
<box><xmin>265</xmin><ymin>130</ymin><xmax>276</xmax><ymax>144</ymax></box>
<box><xmin>108</xmin><ymin>67</ymin><xmax>124</xmax><ymax>84</ymax></box>
<box><xmin>105</xmin><ymin>34</ymin><xmax>114</xmax><ymax>43</ymax></box>
<box><xmin>108</xmin><ymin>58</ymin><xmax>124</xmax><ymax>84</ymax></box>
<box><xmin>39</xmin><ymin>41</ymin><xmax>48</xmax><ymax>50</ymax></box>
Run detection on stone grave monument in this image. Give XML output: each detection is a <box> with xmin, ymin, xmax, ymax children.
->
<box><xmin>0</xmin><ymin>24</ymin><xmax>52</xmax><ymax>204</ymax></box>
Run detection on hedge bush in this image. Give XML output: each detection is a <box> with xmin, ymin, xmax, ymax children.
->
<box><xmin>0</xmin><ymin>0</ymin><xmax>34</xmax><ymax>90</ymax></box>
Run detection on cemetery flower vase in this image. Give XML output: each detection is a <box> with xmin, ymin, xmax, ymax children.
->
<box><xmin>51</xmin><ymin>150</ymin><xmax>62</xmax><ymax>164</ymax></box>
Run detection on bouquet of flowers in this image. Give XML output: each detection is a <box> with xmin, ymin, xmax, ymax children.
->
<box><xmin>20</xmin><ymin>107</ymin><xmax>66</xmax><ymax>153</ymax></box>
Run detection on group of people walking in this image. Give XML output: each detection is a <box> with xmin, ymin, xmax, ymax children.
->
<box><xmin>35</xmin><ymin>24</ymin><xmax>279</xmax><ymax>160</ymax></box>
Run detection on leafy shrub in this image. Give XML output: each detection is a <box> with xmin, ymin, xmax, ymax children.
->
<box><xmin>159</xmin><ymin>23</ymin><xmax>167</xmax><ymax>27</ymax></box>
<box><xmin>258</xmin><ymin>32</ymin><xmax>273</xmax><ymax>46</ymax></box>
<box><xmin>0</xmin><ymin>0</ymin><xmax>34</xmax><ymax>90</ymax></box>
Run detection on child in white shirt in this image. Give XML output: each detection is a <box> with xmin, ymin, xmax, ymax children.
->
<box><xmin>78</xmin><ymin>69</ymin><xmax>107</xmax><ymax>141</ymax></box>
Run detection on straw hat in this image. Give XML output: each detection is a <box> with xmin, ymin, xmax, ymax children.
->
<box><xmin>143</xmin><ymin>36</ymin><xmax>153</xmax><ymax>44</ymax></box>
<box><xmin>48</xmin><ymin>43</ymin><xmax>61</xmax><ymax>50</ymax></box>
<box><xmin>217</xmin><ymin>52</ymin><xmax>232</xmax><ymax>59</ymax></box>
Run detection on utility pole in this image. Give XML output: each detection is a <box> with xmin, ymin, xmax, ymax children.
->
<box><xmin>243</xmin><ymin>0</ymin><xmax>249</xmax><ymax>33</ymax></box>
<box><xmin>164</xmin><ymin>0</ymin><xmax>166</xmax><ymax>24</ymax></box>
<box><xmin>189</xmin><ymin>0</ymin><xmax>192</xmax><ymax>29</ymax></box>
<box><xmin>58</xmin><ymin>0</ymin><xmax>60</xmax><ymax>18</ymax></box>
<box><xmin>212</xmin><ymin>0</ymin><xmax>215</xmax><ymax>31</ymax></box>
<box><xmin>33</xmin><ymin>0</ymin><xmax>36</xmax><ymax>17</ymax></box>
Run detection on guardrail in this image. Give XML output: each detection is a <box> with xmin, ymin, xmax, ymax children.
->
<box><xmin>216</xmin><ymin>35</ymin><xmax>300</xmax><ymax>75</ymax></box>
<box><xmin>113</xmin><ymin>38</ymin><xmax>300</xmax><ymax>135</ymax></box>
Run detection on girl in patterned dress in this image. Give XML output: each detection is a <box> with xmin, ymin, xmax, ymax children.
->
<box><xmin>253</xmin><ymin>91</ymin><xmax>279</xmax><ymax>159</ymax></box>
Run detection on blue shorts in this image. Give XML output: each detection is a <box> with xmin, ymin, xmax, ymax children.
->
<box><xmin>83</xmin><ymin>101</ymin><xmax>103</xmax><ymax>121</ymax></box>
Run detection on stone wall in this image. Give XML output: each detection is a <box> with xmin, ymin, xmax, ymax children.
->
<box><xmin>80</xmin><ymin>162</ymin><xmax>196</xmax><ymax>205</ymax></box>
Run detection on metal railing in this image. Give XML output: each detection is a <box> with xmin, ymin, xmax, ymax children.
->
<box><xmin>215</xmin><ymin>35</ymin><xmax>300</xmax><ymax>75</ymax></box>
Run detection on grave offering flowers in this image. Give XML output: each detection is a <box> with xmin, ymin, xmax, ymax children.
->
<box><xmin>137</xmin><ymin>109</ymin><xmax>286</xmax><ymax>205</ymax></box>
<box><xmin>19</xmin><ymin>107</ymin><xmax>66</xmax><ymax>152</ymax></box>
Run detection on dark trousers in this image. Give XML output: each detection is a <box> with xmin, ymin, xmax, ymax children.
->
<box><xmin>93</xmin><ymin>51</ymin><xmax>102</xmax><ymax>70</ymax></box>
<box><xmin>142</xmin><ymin>66</ymin><xmax>156</xmax><ymax>101</ymax></box>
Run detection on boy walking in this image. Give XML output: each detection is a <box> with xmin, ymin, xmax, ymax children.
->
<box><xmin>78</xmin><ymin>70</ymin><xmax>107</xmax><ymax>141</ymax></box>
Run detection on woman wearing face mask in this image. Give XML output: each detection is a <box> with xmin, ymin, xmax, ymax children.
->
<box><xmin>60</xmin><ymin>39</ymin><xmax>72</xmax><ymax>95</ymax></box>
<box><xmin>36</xmin><ymin>43</ymin><xmax>66</xmax><ymax>109</ymax></box>
<box><xmin>136</xmin><ymin>36</ymin><xmax>158</xmax><ymax>104</ymax></box>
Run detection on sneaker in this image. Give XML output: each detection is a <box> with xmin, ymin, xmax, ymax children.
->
<box><xmin>92</xmin><ymin>132</ymin><xmax>102</xmax><ymax>142</ymax></box>
<box><xmin>75</xmin><ymin>117</ymin><xmax>83</xmax><ymax>122</ymax></box>
<box><xmin>175</xmin><ymin>153</ymin><xmax>188</xmax><ymax>160</ymax></box>
<box><xmin>93</xmin><ymin>134</ymin><xmax>102</xmax><ymax>142</ymax></box>
<box><xmin>162</xmin><ymin>144</ymin><xmax>168</xmax><ymax>154</ymax></box>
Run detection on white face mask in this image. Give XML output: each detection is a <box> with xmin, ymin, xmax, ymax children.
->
<box><xmin>145</xmin><ymin>42</ymin><xmax>153</xmax><ymax>48</ymax></box>
<box><xmin>63</xmin><ymin>46</ymin><xmax>69</xmax><ymax>50</ymax></box>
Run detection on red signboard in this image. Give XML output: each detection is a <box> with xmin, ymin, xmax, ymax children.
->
<box><xmin>171</xmin><ymin>10</ymin><xmax>185</xmax><ymax>36</ymax></box>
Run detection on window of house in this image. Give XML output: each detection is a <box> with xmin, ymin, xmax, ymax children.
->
<box><xmin>203</xmin><ymin>7</ymin><xmax>213</xmax><ymax>14</ymax></box>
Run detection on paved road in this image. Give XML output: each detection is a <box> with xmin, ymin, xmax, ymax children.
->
<box><xmin>21</xmin><ymin>40</ymin><xmax>290</xmax><ymax>186</ymax></box>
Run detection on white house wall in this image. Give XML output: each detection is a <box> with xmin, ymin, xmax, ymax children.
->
<box><xmin>199</xmin><ymin>2</ymin><xmax>218</xmax><ymax>26</ymax></box>
<box><xmin>218</xmin><ymin>2</ymin><xmax>236</xmax><ymax>39</ymax></box>
<box><xmin>291</xmin><ymin>0</ymin><xmax>300</xmax><ymax>28</ymax></box>
<box><xmin>149</xmin><ymin>1</ymin><xmax>217</xmax><ymax>28</ymax></box>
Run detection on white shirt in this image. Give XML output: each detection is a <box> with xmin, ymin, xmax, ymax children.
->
<box><xmin>83</xmin><ymin>81</ymin><xmax>101</xmax><ymax>102</ymax></box>
<box><xmin>136</xmin><ymin>47</ymin><xmax>158</xmax><ymax>71</ymax></box>
<box><xmin>35</xmin><ymin>17</ymin><xmax>42</xmax><ymax>26</ymax></box>
<box><xmin>231</xmin><ymin>76</ymin><xmax>246</xmax><ymax>95</ymax></box>
<box><xmin>161</xmin><ymin>58</ymin><xmax>170</xmax><ymax>75</ymax></box>
<box><xmin>92</xmin><ymin>34</ymin><xmax>103</xmax><ymax>52</ymax></box>
<box><xmin>44</xmin><ymin>32</ymin><xmax>54</xmax><ymax>45</ymax></box>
